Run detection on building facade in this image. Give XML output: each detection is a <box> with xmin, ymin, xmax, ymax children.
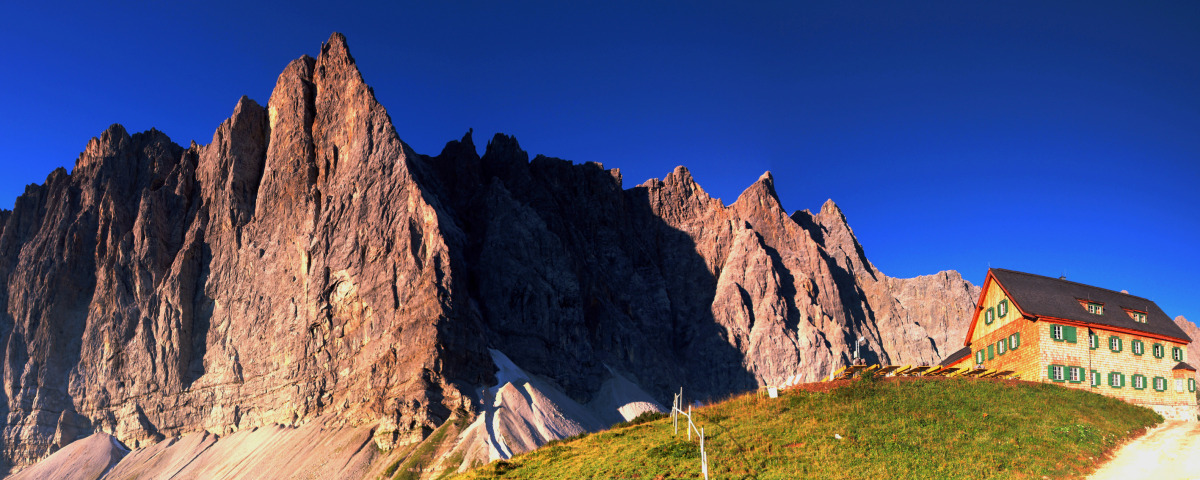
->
<box><xmin>947</xmin><ymin>269</ymin><xmax>1197</xmax><ymax>420</ymax></box>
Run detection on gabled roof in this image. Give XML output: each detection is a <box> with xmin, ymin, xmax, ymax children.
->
<box><xmin>1174</xmin><ymin>362</ymin><xmax>1196</xmax><ymax>372</ymax></box>
<box><xmin>990</xmin><ymin>269</ymin><xmax>1192</xmax><ymax>343</ymax></box>
<box><xmin>939</xmin><ymin>346</ymin><xmax>971</xmax><ymax>367</ymax></box>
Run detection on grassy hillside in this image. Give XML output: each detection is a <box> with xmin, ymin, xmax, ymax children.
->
<box><xmin>452</xmin><ymin>376</ymin><xmax>1161</xmax><ymax>480</ymax></box>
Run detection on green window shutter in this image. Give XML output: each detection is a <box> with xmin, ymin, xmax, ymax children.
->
<box><xmin>1173</xmin><ymin>347</ymin><xmax>1184</xmax><ymax>361</ymax></box>
<box><xmin>1110</xmin><ymin>336</ymin><xmax>1122</xmax><ymax>353</ymax></box>
<box><xmin>975</xmin><ymin>350</ymin><xmax>984</xmax><ymax>365</ymax></box>
<box><xmin>1050</xmin><ymin>325</ymin><xmax>1061</xmax><ymax>342</ymax></box>
<box><xmin>1132</xmin><ymin>375</ymin><xmax>1144</xmax><ymax>390</ymax></box>
<box><xmin>1048</xmin><ymin>365</ymin><xmax>1064</xmax><ymax>382</ymax></box>
<box><xmin>1089</xmin><ymin>333</ymin><xmax>1098</xmax><ymax>350</ymax></box>
<box><xmin>1153</xmin><ymin>344</ymin><xmax>1163</xmax><ymax>358</ymax></box>
<box><xmin>1010</xmin><ymin>332</ymin><xmax>1021</xmax><ymax>350</ymax></box>
<box><xmin>985</xmin><ymin>307</ymin><xmax>995</xmax><ymax>325</ymax></box>
<box><xmin>988</xmin><ymin>344</ymin><xmax>995</xmax><ymax>360</ymax></box>
<box><xmin>998</xmin><ymin>299</ymin><xmax>1008</xmax><ymax>318</ymax></box>
<box><xmin>1064</xmin><ymin>326</ymin><xmax>1077</xmax><ymax>343</ymax></box>
<box><xmin>997</xmin><ymin>340</ymin><xmax>1005</xmax><ymax>355</ymax></box>
<box><xmin>1091</xmin><ymin>370</ymin><xmax>1100</xmax><ymax>388</ymax></box>
<box><xmin>1132</xmin><ymin>340</ymin><xmax>1143</xmax><ymax>356</ymax></box>
<box><xmin>1068</xmin><ymin>367</ymin><xmax>1082</xmax><ymax>384</ymax></box>
<box><xmin>1190</xmin><ymin>379</ymin><xmax>1195</xmax><ymax>392</ymax></box>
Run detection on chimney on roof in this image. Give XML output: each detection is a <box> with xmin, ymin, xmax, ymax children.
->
<box><xmin>1059</xmin><ymin>275</ymin><xmax>1067</xmax><ymax>280</ymax></box>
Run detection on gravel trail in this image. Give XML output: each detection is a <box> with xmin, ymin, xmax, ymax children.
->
<box><xmin>1088</xmin><ymin>421</ymin><xmax>1200</xmax><ymax>480</ymax></box>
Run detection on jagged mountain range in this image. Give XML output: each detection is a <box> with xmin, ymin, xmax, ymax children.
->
<box><xmin>0</xmin><ymin>33</ymin><xmax>978</xmax><ymax>477</ymax></box>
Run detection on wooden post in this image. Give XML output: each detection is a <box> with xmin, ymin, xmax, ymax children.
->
<box><xmin>672</xmin><ymin>393</ymin><xmax>678</xmax><ymax>435</ymax></box>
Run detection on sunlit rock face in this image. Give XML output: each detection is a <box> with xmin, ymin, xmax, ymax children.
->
<box><xmin>0</xmin><ymin>33</ymin><xmax>977</xmax><ymax>476</ymax></box>
<box><xmin>1176</xmin><ymin>316</ymin><xmax>1200</xmax><ymax>368</ymax></box>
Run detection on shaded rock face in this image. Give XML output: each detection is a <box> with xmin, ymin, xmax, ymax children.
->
<box><xmin>0</xmin><ymin>33</ymin><xmax>977</xmax><ymax>475</ymax></box>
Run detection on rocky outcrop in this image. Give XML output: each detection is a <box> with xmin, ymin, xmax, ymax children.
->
<box><xmin>1176</xmin><ymin>316</ymin><xmax>1199</xmax><ymax>368</ymax></box>
<box><xmin>0</xmin><ymin>33</ymin><xmax>978</xmax><ymax>477</ymax></box>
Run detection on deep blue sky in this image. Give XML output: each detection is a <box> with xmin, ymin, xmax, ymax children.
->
<box><xmin>2</xmin><ymin>2</ymin><xmax>1198</xmax><ymax>322</ymax></box>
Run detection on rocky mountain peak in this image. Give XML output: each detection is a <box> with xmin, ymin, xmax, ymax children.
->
<box><xmin>483</xmin><ymin>133</ymin><xmax>529</xmax><ymax>164</ymax></box>
<box><xmin>76</xmin><ymin>123</ymin><xmax>130</xmax><ymax>170</ymax></box>
<box><xmin>0</xmin><ymin>33</ymin><xmax>982</xmax><ymax>478</ymax></box>
<box><xmin>321</xmin><ymin>32</ymin><xmax>355</xmax><ymax>65</ymax></box>
<box><xmin>662</xmin><ymin>165</ymin><xmax>702</xmax><ymax>194</ymax></box>
<box><xmin>733</xmin><ymin>171</ymin><xmax>781</xmax><ymax>210</ymax></box>
<box><xmin>437</xmin><ymin>129</ymin><xmax>479</xmax><ymax>160</ymax></box>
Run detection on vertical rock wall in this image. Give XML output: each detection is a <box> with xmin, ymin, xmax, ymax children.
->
<box><xmin>0</xmin><ymin>33</ymin><xmax>977</xmax><ymax>475</ymax></box>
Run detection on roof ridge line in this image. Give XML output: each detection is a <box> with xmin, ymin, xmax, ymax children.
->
<box><xmin>990</xmin><ymin>268</ymin><xmax>1154</xmax><ymax>302</ymax></box>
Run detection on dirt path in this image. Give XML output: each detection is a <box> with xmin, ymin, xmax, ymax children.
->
<box><xmin>1088</xmin><ymin>421</ymin><xmax>1200</xmax><ymax>480</ymax></box>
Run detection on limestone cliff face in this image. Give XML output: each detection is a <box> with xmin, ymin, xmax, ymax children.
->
<box><xmin>0</xmin><ymin>33</ymin><xmax>977</xmax><ymax>475</ymax></box>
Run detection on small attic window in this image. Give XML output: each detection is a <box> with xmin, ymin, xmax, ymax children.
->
<box><xmin>1125</xmin><ymin>309</ymin><xmax>1147</xmax><ymax>323</ymax></box>
<box><xmin>1078</xmin><ymin>300</ymin><xmax>1103</xmax><ymax>315</ymax></box>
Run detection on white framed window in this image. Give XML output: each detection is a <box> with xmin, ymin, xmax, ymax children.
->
<box><xmin>1153</xmin><ymin>344</ymin><xmax>1165</xmax><ymax>358</ymax></box>
<box><xmin>1051</xmin><ymin>365</ymin><xmax>1065</xmax><ymax>382</ymax></box>
<box><xmin>976</xmin><ymin>350</ymin><xmax>985</xmax><ymax>364</ymax></box>
<box><xmin>998</xmin><ymin>299</ymin><xmax>1009</xmax><ymax>317</ymax></box>
<box><xmin>1134</xmin><ymin>375</ymin><xmax>1145</xmax><ymax>389</ymax></box>
<box><xmin>1129</xmin><ymin>311</ymin><xmax>1147</xmax><ymax>323</ymax></box>
<box><xmin>997</xmin><ymin>340</ymin><xmax>1006</xmax><ymax>355</ymax></box>
<box><xmin>1109</xmin><ymin>336</ymin><xmax>1122</xmax><ymax>352</ymax></box>
<box><xmin>1052</xmin><ymin>325</ymin><xmax>1064</xmax><ymax>341</ymax></box>
<box><xmin>1110</xmin><ymin>372</ymin><xmax>1124</xmax><ymax>388</ymax></box>
<box><xmin>1133</xmin><ymin>340</ymin><xmax>1144</xmax><ymax>355</ymax></box>
<box><xmin>1173</xmin><ymin>347</ymin><xmax>1184</xmax><ymax>362</ymax></box>
<box><xmin>985</xmin><ymin>307</ymin><xmax>995</xmax><ymax>325</ymax></box>
<box><xmin>1069</xmin><ymin>367</ymin><xmax>1081</xmax><ymax>383</ymax></box>
<box><xmin>1087</xmin><ymin>302</ymin><xmax>1103</xmax><ymax>315</ymax></box>
<box><xmin>1090</xmin><ymin>371</ymin><xmax>1100</xmax><ymax>387</ymax></box>
<box><xmin>1089</xmin><ymin>333</ymin><xmax>1099</xmax><ymax>349</ymax></box>
<box><xmin>1177</xmin><ymin>379</ymin><xmax>1185</xmax><ymax>393</ymax></box>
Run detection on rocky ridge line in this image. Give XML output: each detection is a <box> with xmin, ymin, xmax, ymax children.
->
<box><xmin>0</xmin><ymin>33</ymin><xmax>978</xmax><ymax>477</ymax></box>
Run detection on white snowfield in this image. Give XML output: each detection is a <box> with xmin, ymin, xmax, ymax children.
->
<box><xmin>448</xmin><ymin>349</ymin><xmax>666</xmax><ymax>471</ymax></box>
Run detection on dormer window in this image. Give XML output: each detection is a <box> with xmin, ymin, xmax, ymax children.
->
<box><xmin>1078</xmin><ymin>300</ymin><xmax>1104</xmax><ymax>315</ymax></box>
<box><xmin>1125</xmin><ymin>310</ymin><xmax>1147</xmax><ymax>323</ymax></box>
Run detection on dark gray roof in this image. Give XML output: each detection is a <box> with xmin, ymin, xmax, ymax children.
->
<box><xmin>939</xmin><ymin>346</ymin><xmax>971</xmax><ymax>367</ymax></box>
<box><xmin>1174</xmin><ymin>362</ymin><xmax>1196</xmax><ymax>371</ymax></box>
<box><xmin>990</xmin><ymin>269</ymin><xmax>1192</xmax><ymax>343</ymax></box>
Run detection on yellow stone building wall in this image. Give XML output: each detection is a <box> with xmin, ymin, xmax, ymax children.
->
<box><xmin>970</xmin><ymin>318</ymin><xmax>1041</xmax><ymax>379</ymax></box>
<box><xmin>1037</xmin><ymin>322</ymin><xmax>1194</xmax><ymax>406</ymax></box>
<box><xmin>964</xmin><ymin>277</ymin><xmax>1196</xmax><ymax>410</ymax></box>
<box><xmin>969</xmin><ymin>279</ymin><xmax>1020</xmax><ymax>344</ymax></box>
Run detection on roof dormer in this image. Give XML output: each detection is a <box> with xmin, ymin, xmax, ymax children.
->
<box><xmin>1124</xmin><ymin>308</ymin><xmax>1148</xmax><ymax>324</ymax></box>
<box><xmin>1077</xmin><ymin>299</ymin><xmax>1103</xmax><ymax>315</ymax></box>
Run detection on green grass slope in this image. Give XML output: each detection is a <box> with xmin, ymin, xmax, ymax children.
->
<box><xmin>453</xmin><ymin>377</ymin><xmax>1161</xmax><ymax>480</ymax></box>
